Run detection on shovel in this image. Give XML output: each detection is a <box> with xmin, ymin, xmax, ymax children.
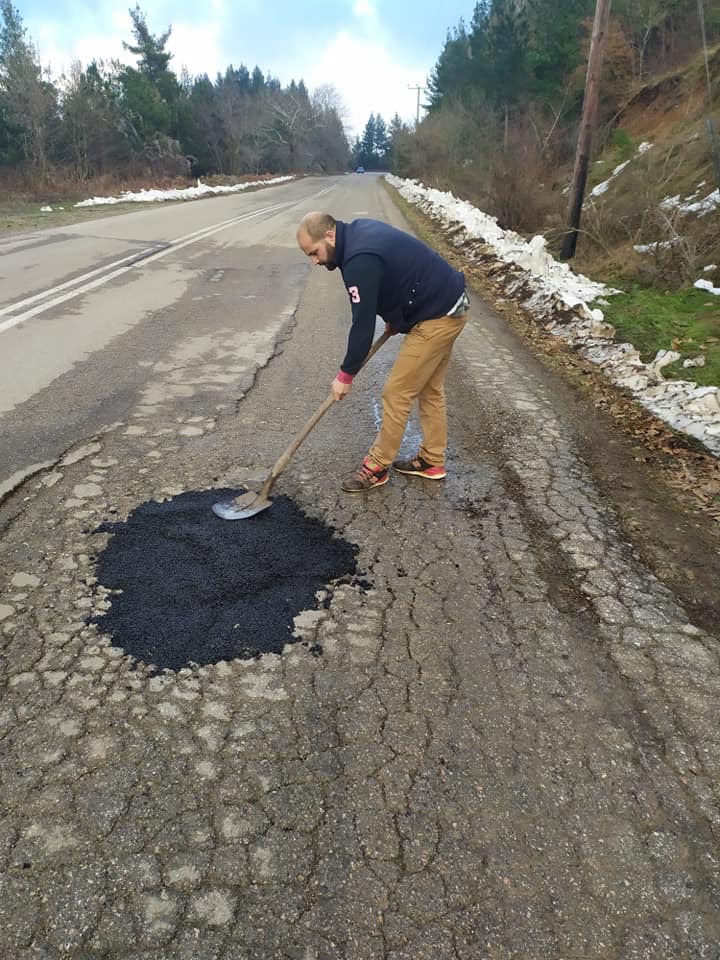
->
<box><xmin>212</xmin><ymin>330</ymin><xmax>391</xmax><ymax>520</ymax></box>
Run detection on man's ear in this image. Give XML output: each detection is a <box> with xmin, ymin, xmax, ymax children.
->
<box><xmin>325</xmin><ymin>228</ymin><xmax>336</xmax><ymax>243</ymax></box>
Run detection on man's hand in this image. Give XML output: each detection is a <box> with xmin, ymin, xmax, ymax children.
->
<box><xmin>384</xmin><ymin>322</ymin><xmax>398</xmax><ymax>336</ymax></box>
<box><xmin>331</xmin><ymin>377</ymin><xmax>352</xmax><ymax>402</ymax></box>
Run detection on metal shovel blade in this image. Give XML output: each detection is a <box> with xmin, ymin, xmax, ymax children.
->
<box><xmin>211</xmin><ymin>491</ymin><xmax>273</xmax><ymax>520</ymax></box>
<box><xmin>212</xmin><ymin>331</ymin><xmax>391</xmax><ymax>522</ymax></box>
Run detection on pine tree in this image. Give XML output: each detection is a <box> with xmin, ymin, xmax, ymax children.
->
<box><xmin>119</xmin><ymin>6</ymin><xmax>182</xmax><ymax>148</ymax></box>
<box><xmin>360</xmin><ymin>113</ymin><xmax>377</xmax><ymax>167</ymax></box>
<box><xmin>525</xmin><ymin>0</ymin><xmax>595</xmax><ymax>97</ymax></box>
<box><xmin>374</xmin><ymin>115</ymin><xmax>389</xmax><ymax>166</ymax></box>
<box><xmin>123</xmin><ymin>5</ymin><xmax>177</xmax><ymax>98</ymax></box>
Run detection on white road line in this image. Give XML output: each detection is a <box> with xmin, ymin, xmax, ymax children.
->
<box><xmin>0</xmin><ymin>198</ymin><xmax>297</xmax><ymax>335</ymax></box>
<box><xmin>0</xmin><ymin>245</ymin><xmax>163</xmax><ymax>319</ymax></box>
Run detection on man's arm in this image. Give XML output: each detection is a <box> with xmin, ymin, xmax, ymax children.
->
<box><xmin>331</xmin><ymin>253</ymin><xmax>384</xmax><ymax>400</ymax></box>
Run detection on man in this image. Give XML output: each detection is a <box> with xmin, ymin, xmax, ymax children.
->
<box><xmin>296</xmin><ymin>212</ymin><xmax>470</xmax><ymax>493</ymax></box>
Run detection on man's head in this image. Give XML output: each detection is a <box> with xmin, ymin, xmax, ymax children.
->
<box><xmin>297</xmin><ymin>212</ymin><xmax>337</xmax><ymax>269</ymax></box>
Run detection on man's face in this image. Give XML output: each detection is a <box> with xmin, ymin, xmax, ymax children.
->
<box><xmin>298</xmin><ymin>227</ymin><xmax>337</xmax><ymax>270</ymax></box>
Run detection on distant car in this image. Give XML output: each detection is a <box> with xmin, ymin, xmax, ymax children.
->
<box><xmin>355</xmin><ymin>166</ymin><xmax>365</xmax><ymax>173</ymax></box>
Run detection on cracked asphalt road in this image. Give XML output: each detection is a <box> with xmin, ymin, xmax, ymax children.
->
<box><xmin>1</xmin><ymin>178</ymin><xmax>719</xmax><ymax>959</ymax></box>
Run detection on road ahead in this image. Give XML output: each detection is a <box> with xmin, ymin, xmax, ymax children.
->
<box><xmin>0</xmin><ymin>176</ymin><xmax>336</xmax><ymax>495</ymax></box>
<box><xmin>1</xmin><ymin>175</ymin><xmax>719</xmax><ymax>959</ymax></box>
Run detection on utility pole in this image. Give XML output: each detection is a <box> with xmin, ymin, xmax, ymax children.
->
<box><xmin>408</xmin><ymin>84</ymin><xmax>426</xmax><ymax>126</ymax></box>
<box><xmin>561</xmin><ymin>0</ymin><xmax>613</xmax><ymax>260</ymax></box>
<box><xmin>697</xmin><ymin>0</ymin><xmax>720</xmax><ymax>187</ymax></box>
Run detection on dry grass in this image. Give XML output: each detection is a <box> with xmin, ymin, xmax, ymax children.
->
<box><xmin>570</xmin><ymin>115</ymin><xmax>719</xmax><ymax>286</ymax></box>
<box><xmin>0</xmin><ymin>170</ymin><xmax>293</xmax><ymax>237</ymax></box>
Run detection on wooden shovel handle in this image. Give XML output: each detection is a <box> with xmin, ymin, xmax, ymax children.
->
<box><xmin>258</xmin><ymin>330</ymin><xmax>391</xmax><ymax>499</ymax></box>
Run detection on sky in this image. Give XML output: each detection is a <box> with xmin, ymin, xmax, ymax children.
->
<box><xmin>18</xmin><ymin>0</ymin><xmax>473</xmax><ymax>138</ymax></box>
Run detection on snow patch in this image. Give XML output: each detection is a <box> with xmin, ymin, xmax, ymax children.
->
<box><xmin>694</xmin><ymin>278</ymin><xmax>720</xmax><ymax>296</ymax></box>
<box><xmin>74</xmin><ymin>176</ymin><xmax>294</xmax><ymax>207</ymax></box>
<box><xmin>661</xmin><ymin>188</ymin><xmax>720</xmax><ymax>218</ymax></box>
<box><xmin>385</xmin><ymin>173</ymin><xmax>720</xmax><ymax>458</ymax></box>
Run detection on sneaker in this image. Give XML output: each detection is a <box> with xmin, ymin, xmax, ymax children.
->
<box><xmin>341</xmin><ymin>457</ymin><xmax>390</xmax><ymax>493</ymax></box>
<box><xmin>392</xmin><ymin>455</ymin><xmax>446</xmax><ymax>480</ymax></box>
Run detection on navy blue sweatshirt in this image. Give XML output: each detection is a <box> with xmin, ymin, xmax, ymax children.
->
<box><xmin>333</xmin><ymin>219</ymin><xmax>465</xmax><ymax>376</ymax></box>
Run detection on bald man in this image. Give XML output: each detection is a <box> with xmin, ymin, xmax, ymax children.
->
<box><xmin>297</xmin><ymin>212</ymin><xmax>469</xmax><ymax>493</ymax></box>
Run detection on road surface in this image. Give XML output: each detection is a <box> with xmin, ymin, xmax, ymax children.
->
<box><xmin>0</xmin><ymin>173</ymin><xmax>719</xmax><ymax>959</ymax></box>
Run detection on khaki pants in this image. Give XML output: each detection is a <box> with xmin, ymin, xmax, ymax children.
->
<box><xmin>369</xmin><ymin>313</ymin><xmax>466</xmax><ymax>468</ymax></box>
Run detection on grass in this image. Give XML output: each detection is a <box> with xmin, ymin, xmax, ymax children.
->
<box><xmin>0</xmin><ymin>198</ymin><xmax>156</xmax><ymax>236</ymax></box>
<box><xmin>0</xmin><ymin>172</ymin><xmax>293</xmax><ymax>237</ymax></box>
<box><xmin>595</xmin><ymin>283</ymin><xmax>720</xmax><ymax>387</ymax></box>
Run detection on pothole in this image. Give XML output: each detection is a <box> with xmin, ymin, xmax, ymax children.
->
<box><xmin>91</xmin><ymin>489</ymin><xmax>360</xmax><ymax>671</ymax></box>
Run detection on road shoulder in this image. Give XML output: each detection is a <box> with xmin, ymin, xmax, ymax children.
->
<box><xmin>387</xmin><ymin>183</ymin><xmax>720</xmax><ymax>637</ymax></box>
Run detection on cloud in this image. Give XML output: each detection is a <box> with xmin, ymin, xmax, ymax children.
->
<box><xmin>167</xmin><ymin>20</ymin><xmax>226</xmax><ymax>78</ymax></box>
<box><xmin>30</xmin><ymin>7</ymin><xmax>132</xmax><ymax>76</ymax></box>
<box><xmin>352</xmin><ymin>0</ymin><xmax>376</xmax><ymax>17</ymax></box>
<box><xmin>24</xmin><ymin>2</ymin><xmax>429</xmax><ymax>136</ymax></box>
<box><xmin>28</xmin><ymin>5</ymin><xmax>226</xmax><ymax>82</ymax></box>
<box><xmin>303</xmin><ymin>31</ymin><xmax>428</xmax><ymax>136</ymax></box>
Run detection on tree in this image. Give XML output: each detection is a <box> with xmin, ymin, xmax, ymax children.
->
<box><xmin>123</xmin><ymin>5</ymin><xmax>179</xmax><ymax>102</ymax></box>
<box><xmin>57</xmin><ymin>59</ymin><xmax>134</xmax><ymax>179</ymax></box>
<box><xmin>427</xmin><ymin>20</ymin><xmax>474</xmax><ymax>110</ymax></box>
<box><xmin>251</xmin><ymin>66</ymin><xmax>266</xmax><ymax>95</ymax></box>
<box><xmin>525</xmin><ymin>0</ymin><xmax>595</xmax><ymax>99</ymax></box>
<box><xmin>0</xmin><ymin>0</ymin><xmax>56</xmax><ymax>175</ymax></box>
<box><xmin>264</xmin><ymin>82</ymin><xmax>318</xmax><ymax>173</ymax></box>
<box><xmin>374</xmin><ymin>115</ymin><xmax>389</xmax><ymax>166</ymax></box>
<box><xmin>180</xmin><ymin>73</ymin><xmax>223</xmax><ymax>174</ymax></box>
<box><xmin>119</xmin><ymin>6</ymin><xmax>180</xmax><ymax>143</ymax></box>
<box><xmin>309</xmin><ymin>85</ymin><xmax>350</xmax><ymax>172</ymax></box>
<box><xmin>614</xmin><ymin>0</ymin><xmax>673</xmax><ymax>79</ymax></box>
<box><xmin>486</xmin><ymin>0</ymin><xmax>530</xmax><ymax>112</ymax></box>
<box><xmin>387</xmin><ymin>112</ymin><xmax>412</xmax><ymax>174</ymax></box>
<box><xmin>360</xmin><ymin>113</ymin><xmax>377</xmax><ymax>167</ymax></box>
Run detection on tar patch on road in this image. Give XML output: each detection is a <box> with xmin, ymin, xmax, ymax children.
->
<box><xmin>90</xmin><ymin>489</ymin><xmax>359</xmax><ymax>671</ymax></box>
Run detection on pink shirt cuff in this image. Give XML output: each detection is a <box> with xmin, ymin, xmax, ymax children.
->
<box><xmin>336</xmin><ymin>370</ymin><xmax>354</xmax><ymax>384</ymax></box>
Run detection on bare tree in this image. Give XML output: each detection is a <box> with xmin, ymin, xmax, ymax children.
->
<box><xmin>264</xmin><ymin>85</ymin><xmax>320</xmax><ymax>173</ymax></box>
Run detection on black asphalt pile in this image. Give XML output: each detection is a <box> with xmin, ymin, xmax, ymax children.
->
<box><xmin>91</xmin><ymin>489</ymin><xmax>359</xmax><ymax>671</ymax></box>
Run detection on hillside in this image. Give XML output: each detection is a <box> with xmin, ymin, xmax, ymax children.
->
<box><xmin>540</xmin><ymin>43</ymin><xmax>720</xmax><ymax>392</ymax></box>
<box><xmin>573</xmin><ymin>43</ymin><xmax>720</xmax><ymax>281</ymax></box>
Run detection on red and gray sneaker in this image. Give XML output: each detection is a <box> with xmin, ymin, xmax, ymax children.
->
<box><xmin>341</xmin><ymin>457</ymin><xmax>390</xmax><ymax>493</ymax></box>
<box><xmin>392</xmin><ymin>455</ymin><xmax>446</xmax><ymax>480</ymax></box>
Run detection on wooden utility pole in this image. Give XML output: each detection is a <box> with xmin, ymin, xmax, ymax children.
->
<box><xmin>408</xmin><ymin>84</ymin><xmax>426</xmax><ymax>126</ymax></box>
<box><xmin>561</xmin><ymin>0</ymin><xmax>613</xmax><ymax>260</ymax></box>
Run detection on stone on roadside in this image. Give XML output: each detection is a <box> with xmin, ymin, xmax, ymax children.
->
<box><xmin>11</xmin><ymin>572</ymin><xmax>41</xmax><ymax>588</ymax></box>
<box><xmin>74</xmin><ymin>483</ymin><xmax>103</xmax><ymax>499</ymax></box>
